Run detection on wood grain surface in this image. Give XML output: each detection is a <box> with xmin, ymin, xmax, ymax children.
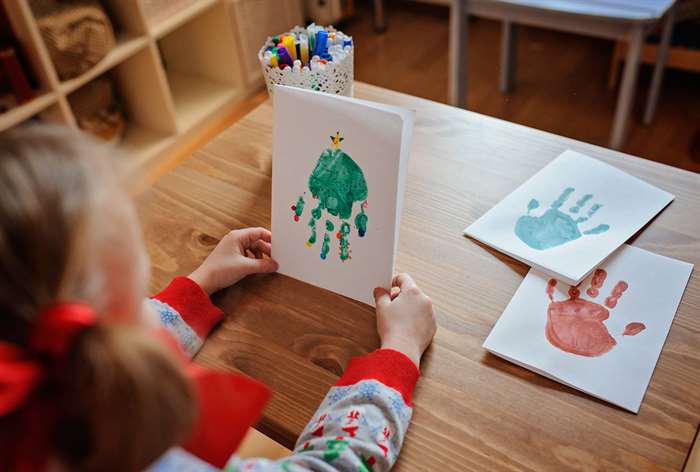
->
<box><xmin>137</xmin><ymin>82</ymin><xmax>700</xmax><ymax>471</ymax></box>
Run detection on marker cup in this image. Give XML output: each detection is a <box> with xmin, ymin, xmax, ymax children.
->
<box><xmin>259</xmin><ymin>25</ymin><xmax>354</xmax><ymax>97</ymax></box>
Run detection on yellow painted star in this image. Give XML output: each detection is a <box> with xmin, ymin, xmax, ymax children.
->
<box><xmin>330</xmin><ymin>131</ymin><xmax>344</xmax><ymax>149</ymax></box>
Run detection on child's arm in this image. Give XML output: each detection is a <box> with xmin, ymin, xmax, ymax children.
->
<box><xmin>222</xmin><ymin>273</ymin><xmax>436</xmax><ymax>472</ymax></box>
<box><xmin>147</xmin><ymin>227</ymin><xmax>277</xmax><ymax>357</ymax></box>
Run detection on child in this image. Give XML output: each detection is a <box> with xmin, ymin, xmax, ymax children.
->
<box><xmin>0</xmin><ymin>126</ymin><xmax>436</xmax><ymax>472</ymax></box>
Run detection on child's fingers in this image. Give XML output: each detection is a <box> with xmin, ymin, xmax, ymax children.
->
<box><xmin>253</xmin><ymin>239</ymin><xmax>272</xmax><ymax>256</ymax></box>
<box><xmin>373</xmin><ymin>287</ymin><xmax>391</xmax><ymax>307</ymax></box>
<box><xmin>390</xmin><ymin>286</ymin><xmax>401</xmax><ymax>300</ymax></box>
<box><xmin>234</xmin><ymin>227</ymin><xmax>273</xmax><ymax>247</ymax></box>
<box><xmin>392</xmin><ymin>273</ymin><xmax>417</xmax><ymax>291</ymax></box>
<box><xmin>243</xmin><ymin>255</ymin><xmax>279</xmax><ymax>274</ymax></box>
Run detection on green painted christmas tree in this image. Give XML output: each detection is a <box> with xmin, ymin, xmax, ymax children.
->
<box><xmin>291</xmin><ymin>132</ymin><xmax>368</xmax><ymax>262</ymax></box>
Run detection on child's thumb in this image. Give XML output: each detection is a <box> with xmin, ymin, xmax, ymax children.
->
<box><xmin>245</xmin><ymin>257</ymin><xmax>279</xmax><ymax>274</ymax></box>
<box><xmin>373</xmin><ymin>287</ymin><xmax>391</xmax><ymax>307</ymax></box>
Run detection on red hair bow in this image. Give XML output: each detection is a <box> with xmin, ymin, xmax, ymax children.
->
<box><xmin>0</xmin><ymin>303</ymin><xmax>97</xmax><ymax>415</ymax></box>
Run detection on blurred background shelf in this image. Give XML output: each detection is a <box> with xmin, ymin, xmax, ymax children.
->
<box><xmin>120</xmin><ymin>125</ymin><xmax>174</xmax><ymax>169</ymax></box>
<box><xmin>147</xmin><ymin>0</ymin><xmax>217</xmax><ymax>38</ymax></box>
<box><xmin>0</xmin><ymin>0</ymin><xmax>258</xmax><ymax>175</ymax></box>
<box><xmin>0</xmin><ymin>90</ymin><xmax>55</xmax><ymax>129</ymax></box>
<box><xmin>59</xmin><ymin>35</ymin><xmax>149</xmax><ymax>94</ymax></box>
<box><xmin>167</xmin><ymin>72</ymin><xmax>239</xmax><ymax>132</ymax></box>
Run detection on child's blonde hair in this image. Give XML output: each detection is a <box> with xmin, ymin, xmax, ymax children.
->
<box><xmin>0</xmin><ymin>126</ymin><xmax>195</xmax><ymax>471</ymax></box>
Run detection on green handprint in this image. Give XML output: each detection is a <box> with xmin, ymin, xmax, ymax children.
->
<box><xmin>290</xmin><ymin>132</ymin><xmax>368</xmax><ymax>262</ymax></box>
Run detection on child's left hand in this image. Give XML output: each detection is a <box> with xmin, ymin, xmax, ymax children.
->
<box><xmin>189</xmin><ymin>227</ymin><xmax>279</xmax><ymax>294</ymax></box>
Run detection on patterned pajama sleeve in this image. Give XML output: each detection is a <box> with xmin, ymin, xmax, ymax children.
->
<box><xmin>147</xmin><ymin>277</ymin><xmax>420</xmax><ymax>472</ymax></box>
<box><xmin>148</xmin><ymin>276</ymin><xmax>225</xmax><ymax>359</ymax></box>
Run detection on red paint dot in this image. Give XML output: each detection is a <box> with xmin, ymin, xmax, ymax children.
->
<box><xmin>294</xmin><ymin>215</ymin><xmax>299</xmax><ymax>222</ymax></box>
<box><xmin>291</xmin><ymin>205</ymin><xmax>296</xmax><ymax>211</ymax></box>
<box><xmin>336</xmin><ymin>231</ymin><xmax>341</xmax><ymax>239</ymax></box>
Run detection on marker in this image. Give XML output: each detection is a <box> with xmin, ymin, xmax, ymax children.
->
<box><xmin>300</xmin><ymin>35</ymin><xmax>310</xmax><ymax>64</ymax></box>
<box><xmin>283</xmin><ymin>36</ymin><xmax>297</xmax><ymax>61</ymax></box>
<box><xmin>314</xmin><ymin>30</ymin><xmax>328</xmax><ymax>57</ymax></box>
<box><xmin>269</xmin><ymin>53</ymin><xmax>278</xmax><ymax>67</ymax></box>
<box><xmin>277</xmin><ymin>47</ymin><xmax>293</xmax><ymax>67</ymax></box>
<box><xmin>307</xmin><ymin>26</ymin><xmax>316</xmax><ymax>53</ymax></box>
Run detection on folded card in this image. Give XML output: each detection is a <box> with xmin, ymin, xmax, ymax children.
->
<box><xmin>464</xmin><ymin>150</ymin><xmax>674</xmax><ymax>285</ymax></box>
<box><xmin>483</xmin><ymin>244</ymin><xmax>693</xmax><ymax>413</ymax></box>
<box><xmin>271</xmin><ymin>85</ymin><xmax>414</xmax><ymax>305</ymax></box>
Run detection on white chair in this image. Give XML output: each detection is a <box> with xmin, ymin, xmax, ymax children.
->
<box><xmin>448</xmin><ymin>0</ymin><xmax>677</xmax><ymax>150</ymax></box>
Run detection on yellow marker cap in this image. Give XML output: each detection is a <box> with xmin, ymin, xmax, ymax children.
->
<box><xmin>300</xmin><ymin>37</ymin><xmax>309</xmax><ymax>64</ymax></box>
<box><xmin>283</xmin><ymin>36</ymin><xmax>297</xmax><ymax>61</ymax></box>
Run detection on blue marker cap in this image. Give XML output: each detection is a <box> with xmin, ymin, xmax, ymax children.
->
<box><xmin>314</xmin><ymin>30</ymin><xmax>328</xmax><ymax>56</ymax></box>
<box><xmin>343</xmin><ymin>39</ymin><xmax>352</xmax><ymax>47</ymax></box>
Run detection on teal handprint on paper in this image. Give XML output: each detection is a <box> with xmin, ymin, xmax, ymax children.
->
<box><xmin>515</xmin><ymin>187</ymin><xmax>610</xmax><ymax>250</ymax></box>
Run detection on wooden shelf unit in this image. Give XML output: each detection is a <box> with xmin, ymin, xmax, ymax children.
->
<box><xmin>0</xmin><ymin>0</ymin><xmax>253</xmax><ymax>174</ymax></box>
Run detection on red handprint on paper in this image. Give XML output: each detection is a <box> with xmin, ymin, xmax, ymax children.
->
<box><xmin>545</xmin><ymin>269</ymin><xmax>646</xmax><ymax>357</ymax></box>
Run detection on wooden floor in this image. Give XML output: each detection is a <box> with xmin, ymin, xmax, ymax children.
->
<box><xmin>342</xmin><ymin>0</ymin><xmax>700</xmax><ymax>174</ymax></box>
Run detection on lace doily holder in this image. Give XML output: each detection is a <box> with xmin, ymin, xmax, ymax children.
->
<box><xmin>258</xmin><ymin>28</ymin><xmax>354</xmax><ymax>97</ymax></box>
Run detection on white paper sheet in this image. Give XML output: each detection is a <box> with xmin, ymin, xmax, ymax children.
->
<box><xmin>483</xmin><ymin>244</ymin><xmax>693</xmax><ymax>413</ymax></box>
<box><xmin>271</xmin><ymin>86</ymin><xmax>414</xmax><ymax>305</ymax></box>
<box><xmin>464</xmin><ymin>150</ymin><xmax>675</xmax><ymax>284</ymax></box>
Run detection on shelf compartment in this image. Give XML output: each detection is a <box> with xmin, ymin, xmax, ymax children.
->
<box><xmin>59</xmin><ymin>34</ymin><xmax>149</xmax><ymax>95</ymax></box>
<box><xmin>66</xmin><ymin>45</ymin><xmax>176</xmax><ymax>164</ymax></box>
<box><xmin>167</xmin><ymin>72</ymin><xmax>238</xmax><ymax>132</ymax></box>
<box><xmin>0</xmin><ymin>91</ymin><xmax>57</xmax><ymax>131</ymax></box>
<box><xmin>157</xmin><ymin>1</ymin><xmax>241</xmax><ymax>132</ymax></box>
<box><xmin>147</xmin><ymin>0</ymin><xmax>218</xmax><ymax>39</ymax></box>
<box><xmin>101</xmin><ymin>0</ymin><xmax>148</xmax><ymax>36</ymax></box>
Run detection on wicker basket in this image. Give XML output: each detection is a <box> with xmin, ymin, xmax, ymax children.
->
<box><xmin>33</xmin><ymin>0</ymin><xmax>115</xmax><ymax>80</ymax></box>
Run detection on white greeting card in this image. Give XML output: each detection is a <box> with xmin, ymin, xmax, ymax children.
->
<box><xmin>271</xmin><ymin>85</ymin><xmax>414</xmax><ymax>305</ymax></box>
<box><xmin>483</xmin><ymin>244</ymin><xmax>693</xmax><ymax>413</ymax></box>
<box><xmin>464</xmin><ymin>150</ymin><xmax>674</xmax><ymax>285</ymax></box>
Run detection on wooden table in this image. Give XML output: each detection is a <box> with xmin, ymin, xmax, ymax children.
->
<box><xmin>448</xmin><ymin>0</ymin><xmax>677</xmax><ymax>150</ymax></box>
<box><xmin>138</xmin><ymin>83</ymin><xmax>700</xmax><ymax>471</ymax></box>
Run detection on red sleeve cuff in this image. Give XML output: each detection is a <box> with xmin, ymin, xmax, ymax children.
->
<box><xmin>152</xmin><ymin>277</ymin><xmax>224</xmax><ymax>339</ymax></box>
<box><xmin>336</xmin><ymin>349</ymin><xmax>420</xmax><ymax>406</ymax></box>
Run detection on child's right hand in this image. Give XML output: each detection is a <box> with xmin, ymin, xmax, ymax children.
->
<box><xmin>373</xmin><ymin>273</ymin><xmax>437</xmax><ymax>368</ymax></box>
<box><xmin>189</xmin><ymin>227</ymin><xmax>278</xmax><ymax>295</ymax></box>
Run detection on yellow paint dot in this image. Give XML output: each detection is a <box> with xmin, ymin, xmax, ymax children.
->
<box><xmin>305</xmin><ymin>241</ymin><xmax>313</xmax><ymax>248</ymax></box>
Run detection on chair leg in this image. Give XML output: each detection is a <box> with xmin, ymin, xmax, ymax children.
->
<box><xmin>644</xmin><ymin>6</ymin><xmax>675</xmax><ymax>125</ymax></box>
<box><xmin>500</xmin><ymin>21</ymin><xmax>518</xmax><ymax>93</ymax></box>
<box><xmin>610</xmin><ymin>25</ymin><xmax>644</xmax><ymax>150</ymax></box>
<box><xmin>448</xmin><ymin>0</ymin><xmax>468</xmax><ymax>108</ymax></box>
<box><xmin>607</xmin><ymin>41</ymin><xmax>622</xmax><ymax>90</ymax></box>
<box><xmin>373</xmin><ymin>0</ymin><xmax>386</xmax><ymax>33</ymax></box>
